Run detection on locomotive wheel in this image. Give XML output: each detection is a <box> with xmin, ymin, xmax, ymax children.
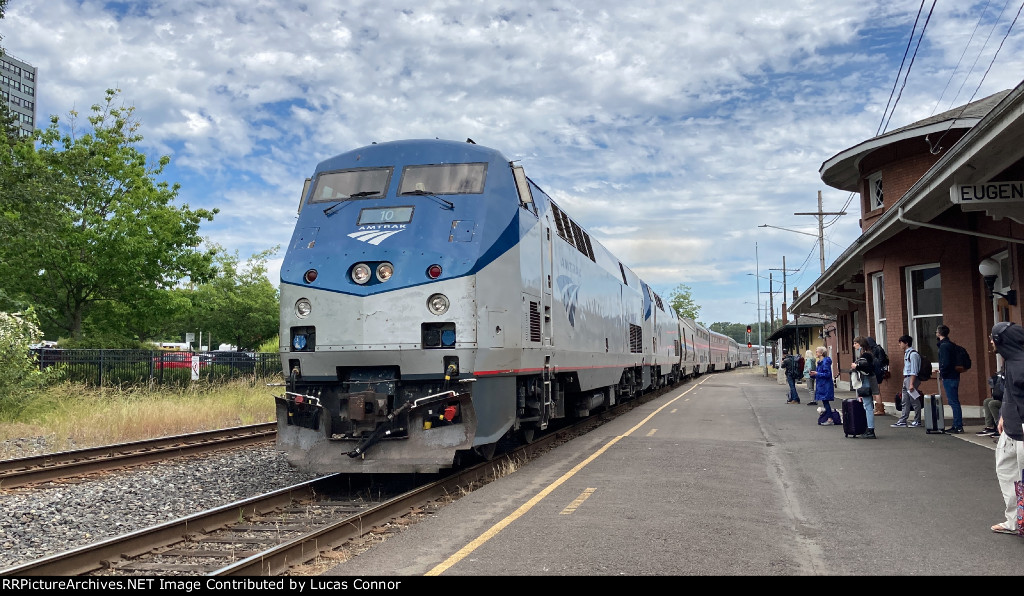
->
<box><xmin>475</xmin><ymin>442</ymin><xmax>497</xmax><ymax>461</ymax></box>
<box><xmin>519</xmin><ymin>426</ymin><xmax>536</xmax><ymax>444</ymax></box>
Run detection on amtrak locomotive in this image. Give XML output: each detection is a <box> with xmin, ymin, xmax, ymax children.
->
<box><xmin>276</xmin><ymin>139</ymin><xmax>750</xmax><ymax>474</ymax></box>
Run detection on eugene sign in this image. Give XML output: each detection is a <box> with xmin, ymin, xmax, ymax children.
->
<box><xmin>952</xmin><ymin>181</ymin><xmax>1024</xmax><ymax>204</ymax></box>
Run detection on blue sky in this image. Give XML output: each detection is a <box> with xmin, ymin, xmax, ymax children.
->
<box><xmin>4</xmin><ymin>1</ymin><xmax>1023</xmax><ymax>328</ymax></box>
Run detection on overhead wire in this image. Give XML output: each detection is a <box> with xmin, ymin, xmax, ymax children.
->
<box><xmin>930</xmin><ymin>0</ymin><xmax>994</xmax><ymax>116</ymax></box>
<box><xmin>880</xmin><ymin>0</ymin><xmax>938</xmax><ymax>135</ymax></box>
<box><xmin>927</xmin><ymin>0</ymin><xmax>1024</xmax><ymax>154</ymax></box>
<box><xmin>876</xmin><ymin>0</ymin><xmax>928</xmax><ymax>137</ymax></box>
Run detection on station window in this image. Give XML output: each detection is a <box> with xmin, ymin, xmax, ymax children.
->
<box><xmin>905</xmin><ymin>264</ymin><xmax>941</xmax><ymax>366</ymax></box>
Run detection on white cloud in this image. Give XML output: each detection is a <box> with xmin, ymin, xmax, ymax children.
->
<box><xmin>3</xmin><ymin>0</ymin><xmax>1021</xmax><ymax>325</ymax></box>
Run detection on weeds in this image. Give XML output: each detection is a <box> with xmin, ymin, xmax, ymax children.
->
<box><xmin>0</xmin><ymin>378</ymin><xmax>278</xmax><ymax>453</ymax></box>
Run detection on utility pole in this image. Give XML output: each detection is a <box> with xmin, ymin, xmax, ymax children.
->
<box><xmin>795</xmin><ymin>190</ymin><xmax>846</xmax><ymax>275</ymax></box>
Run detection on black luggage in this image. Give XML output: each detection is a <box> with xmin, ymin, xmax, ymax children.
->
<box><xmin>924</xmin><ymin>393</ymin><xmax>945</xmax><ymax>434</ymax></box>
<box><xmin>842</xmin><ymin>398</ymin><xmax>868</xmax><ymax>438</ymax></box>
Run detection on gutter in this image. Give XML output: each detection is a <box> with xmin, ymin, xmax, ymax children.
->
<box><xmin>897</xmin><ymin>206</ymin><xmax>1024</xmax><ymax>245</ymax></box>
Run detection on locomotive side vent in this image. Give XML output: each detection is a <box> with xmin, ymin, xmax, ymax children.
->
<box><xmin>529</xmin><ymin>301</ymin><xmax>542</xmax><ymax>343</ymax></box>
<box><xmin>629</xmin><ymin>324</ymin><xmax>642</xmax><ymax>353</ymax></box>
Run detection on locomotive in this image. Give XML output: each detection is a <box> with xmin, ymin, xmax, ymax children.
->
<box><xmin>275</xmin><ymin>139</ymin><xmax>750</xmax><ymax>474</ymax></box>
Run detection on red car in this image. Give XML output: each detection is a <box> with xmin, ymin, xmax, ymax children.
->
<box><xmin>152</xmin><ymin>351</ymin><xmax>209</xmax><ymax>370</ymax></box>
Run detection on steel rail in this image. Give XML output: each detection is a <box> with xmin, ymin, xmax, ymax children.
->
<box><xmin>0</xmin><ymin>423</ymin><xmax>277</xmax><ymax>489</ymax></box>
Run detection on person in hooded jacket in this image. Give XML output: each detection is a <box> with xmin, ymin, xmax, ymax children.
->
<box><xmin>809</xmin><ymin>346</ymin><xmax>835</xmax><ymax>424</ymax></box>
<box><xmin>989</xmin><ymin>321</ymin><xmax>1024</xmax><ymax>535</ymax></box>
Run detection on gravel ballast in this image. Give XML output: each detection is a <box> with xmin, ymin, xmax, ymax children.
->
<box><xmin>0</xmin><ymin>442</ymin><xmax>321</xmax><ymax>570</ymax></box>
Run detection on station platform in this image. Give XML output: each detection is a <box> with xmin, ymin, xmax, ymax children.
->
<box><xmin>323</xmin><ymin>367</ymin><xmax>1022</xmax><ymax>577</ymax></box>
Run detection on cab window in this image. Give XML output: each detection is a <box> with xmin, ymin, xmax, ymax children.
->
<box><xmin>308</xmin><ymin>167</ymin><xmax>393</xmax><ymax>204</ymax></box>
<box><xmin>399</xmin><ymin>163</ymin><xmax>487</xmax><ymax>195</ymax></box>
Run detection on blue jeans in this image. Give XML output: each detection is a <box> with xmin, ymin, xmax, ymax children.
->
<box><xmin>862</xmin><ymin>396</ymin><xmax>875</xmax><ymax>430</ymax></box>
<box><xmin>943</xmin><ymin>378</ymin><xmax>962</xmax><ymax>429</ymax></box>
<box><xmin>787</xmin><ymin>376</ymin><xmax>799</xmax><ymax>402</ymax></box>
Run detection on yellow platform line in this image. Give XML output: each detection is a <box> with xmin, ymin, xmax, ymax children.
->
<box><xmin>425</xmin><ymin>376</ymin><xmax>709</xmax><ymax>576</ymax></box>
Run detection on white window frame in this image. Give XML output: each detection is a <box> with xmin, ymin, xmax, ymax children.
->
<box><xmin>871</xmin><ymin>272</ymin><xmax>887</xmax><ymax>355</ymax></box>
<box><xmin>905</xmin><ymin>263</ymin><xmax>942</xmax><ymax>367</ymax></box>
<box><xmin>868</xmin><ymin>171</ymin><xmax>883</xmax><ymax>210</ymax></box>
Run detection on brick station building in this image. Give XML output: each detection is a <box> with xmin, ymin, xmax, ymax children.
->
<box><xmin>790</xmin><ymin>82</ymin><xmax>1024</xmax><ymax>418</ymax></box>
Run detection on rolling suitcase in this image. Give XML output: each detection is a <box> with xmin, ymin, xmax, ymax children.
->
<box><xmin>923</xmin><ymin>393</ymin><xmax>944</xmax><ymax>434</ymax></box>
<box><xmin>842</xmin><ymin>398</ymin><xmax>867</xmax><ymax>437</ymax></box>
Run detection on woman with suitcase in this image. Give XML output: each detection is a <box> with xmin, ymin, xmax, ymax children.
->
<box><xmin>851</xmin><ymin>337</ymin><xmax>877</xmax><ymax>438</ymax></box>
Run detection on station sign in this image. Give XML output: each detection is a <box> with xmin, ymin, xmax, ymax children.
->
<box><xmin>951</xmin><ymin>181</ymin><xmax>1024</xmax><ymax>204</ymax></box>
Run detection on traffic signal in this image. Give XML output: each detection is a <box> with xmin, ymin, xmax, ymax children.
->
<box><xmin>746</xmin><ymin>325</ymin><xmax>752</xmax><ymax>334</ymax></box>
<box><xmin>747</xmin><ymin>342</ymin><xmax>752</xmax><ymax>348</ymax></box>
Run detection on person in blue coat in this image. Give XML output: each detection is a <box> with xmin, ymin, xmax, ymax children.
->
<box><xmin>809</xmin><ymin>346</ymin><xmax>835</xmax><ymax>424</ymax></box>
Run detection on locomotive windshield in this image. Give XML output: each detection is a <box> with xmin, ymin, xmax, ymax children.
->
<box><xmin>308</xmin><ymin>167</ymin><xmax>392</xmax><ymax>203</ymax></box>
<box><xmin>399</xmin><ymin>163</ymin><xmax>487</xmax><ymax>195</ymax></box>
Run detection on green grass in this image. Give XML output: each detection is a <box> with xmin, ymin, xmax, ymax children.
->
<box><xmin>0</xmin><ymin>377</ymin><xmax>280</xmax><ymax>456</ymax></box>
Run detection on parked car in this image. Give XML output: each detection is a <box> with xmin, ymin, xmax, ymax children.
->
<box><xmin>152</xmin><ymin>351</ymin><xmax>207</xmax><ymax>370</ymax></box>
<box><xmin>206</xmin><ymin>350</ymin><xmax>256</xmax><ymax>372</ymax></box>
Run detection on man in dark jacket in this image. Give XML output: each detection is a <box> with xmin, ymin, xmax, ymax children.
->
<box><xmin>781</xmin><ymin>349</ymin><xmax>800</xmax><ymax>404</ymax></box>
<box><xmin>936</xmin><ymin>324</ymin><xmax>963</xmax><ymax>433</ymax></box>
<box><xmin>990</xmin><ymin>321</ymin><xmax>1024</xmax><ymax>535</ymax></box>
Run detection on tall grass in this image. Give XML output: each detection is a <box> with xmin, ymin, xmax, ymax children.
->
<box><xmin>0</xmin><ymin>377</ymin><xmax>280</xmax><ymax>454</ymax></box>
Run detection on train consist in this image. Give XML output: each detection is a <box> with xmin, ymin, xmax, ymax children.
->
<box><xmin>276</xmin><ymin>139</ymin><xmax>753</xmax><ymax>474</ymax></box>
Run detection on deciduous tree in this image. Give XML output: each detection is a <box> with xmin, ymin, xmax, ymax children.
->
<box><xmin>0</xmin><ymin>89</ymin><xmax>218</xmax><ymax>340</ymax></box>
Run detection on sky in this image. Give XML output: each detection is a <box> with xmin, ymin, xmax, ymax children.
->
<box><xmin>3</xmin><ymin>0</ymin><xmax>1024</xmax><ymax>331</ymax></box>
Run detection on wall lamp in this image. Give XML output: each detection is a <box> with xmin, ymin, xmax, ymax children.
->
<box><xmin>979</xmin><ymin>258</ymin><xmax>1017</xmax><ymax>306</ymax></box>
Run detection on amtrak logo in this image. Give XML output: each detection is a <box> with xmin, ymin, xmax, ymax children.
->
<box><xmin>348</xmin><ymin>226</ymin><xmax>406</xmax><ymax>245</ymax></box>
<box><xmin>556</xmin><ymin>275</ymin><xmax>580</xmax><ymax>327</ymax></box>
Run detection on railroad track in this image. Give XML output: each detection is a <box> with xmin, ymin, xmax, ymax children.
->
<box><xmin>0</xmin><ymin>423</ymin><xmax>277</xmax><ymax>489</ymax></box>
<box><xmin>0</xmin><ymin>377</ymin><xmax>694</xmax><ymax>576</ymax></box>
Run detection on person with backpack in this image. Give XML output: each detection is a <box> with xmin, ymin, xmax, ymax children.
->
<box><xmin>891</xmin><ymin>335</ymin><xmax>923</xmax><ymax>428</ymax></box>
<box><xmin>851</xmin><ymin>337</ymin><xmax>878</xmax><ymax>438</ymax></box>
<box><xmin>781</xmin><ymin>349</ymin><xmax>801</xmax><ymax>404</ymax></box>
<box><xmin>988</xmin><ymin>321</ymin><xmax>1024</xmax><ymax>535</ymax></box>
<box><xmin>863</xmin><ymin>336</ymin><xmax>888</xmax><ymax>416</ymax></box>
<box><xmin>936</xmin><ymin>324</ymin><xmax>964</xmax><ymax>434</ymax></box>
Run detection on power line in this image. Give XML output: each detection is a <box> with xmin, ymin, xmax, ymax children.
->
<box><xmin>881</xmin><ymin>0</ymin><xmax>938</xmax><ymax>135</ymax></box>
<box><xmin>876</xmin><ymin>0</ymin><xmax>928</xmax><ymax>136</ymax></box>
<box><xmin>930</xmin><ymin>0</ymin><xmax>994</xmax><ymax>116</ymax></box>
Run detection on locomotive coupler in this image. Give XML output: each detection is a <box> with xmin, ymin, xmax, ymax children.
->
<box><xmin>347</xmin><ymin>389</ymin><xmax>467</xmax><ymax>458</ymax></box>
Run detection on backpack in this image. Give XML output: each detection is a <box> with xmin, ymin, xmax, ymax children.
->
<box><xmin>952</xmin><ymin>343</ymin><xmax>972</xmax><ymax>372</ymax></box>
<box><xmin>795</xmin><ymin>356</ymin><xmax>805</xmax><ymax>379</ymax></box>
<box><xmin>989</xmin><ymin>372</ymin><xmax>1005</xmax><ymax>399</ymax></box>
<box><xmin>872</xmin><ymin>344</ymin><xmax>889</xmax><ymax>371</ymax></box>
<box><xmin>913</xmin><ymin>349</ymin><xmax>933</xmax><ymax>381</ymax></box>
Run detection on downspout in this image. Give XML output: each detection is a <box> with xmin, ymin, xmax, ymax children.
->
<box><xmin>897</xmin><ymin>206</ymin><xmax>1024</xmax><ymax>244</ymax></box>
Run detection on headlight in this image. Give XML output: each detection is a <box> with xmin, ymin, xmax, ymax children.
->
<box><xmin>295</xmin><ymin>298</ymin><xmax>312</xmax><ymax>318</ymax></box>
<box><xmin>376</xmin><ymin>262</ymin><xmax>394</xmax><ymax>282</ymax></box>
<box><xmin>427</xmin><ymin>293</ymin><xmax>449</xmax><ymax>315</ymax></box>
<box><xmin>351</xmin><ymin>263</ymin><xmax>371</xmax><ymax>285</ymax></box>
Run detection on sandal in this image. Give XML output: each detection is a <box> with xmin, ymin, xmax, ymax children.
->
<box><xmin>991</xmin><ymin>524</ymin><xmax>1017</xmax><ymax>535</ymax></box>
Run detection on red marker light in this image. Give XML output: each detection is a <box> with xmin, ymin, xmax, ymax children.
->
<box><xmin>304</xmin><ymin>269</ymin><xmax>318</xmax><ymax>283</ymax></box>
<box><xmin>427</xmin><ymin>264</ymin><xmax>442</xmax><ymax>279</ymax></box>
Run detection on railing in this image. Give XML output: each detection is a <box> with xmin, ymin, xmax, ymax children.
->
<box><xmin>31</xmin><ymin>349</ymin><xmax>282</xmax><ymax>387</ymax></box>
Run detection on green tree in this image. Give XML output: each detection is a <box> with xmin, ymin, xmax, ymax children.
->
<box><xmin>0</xmin><ymin>88</ymin><xmax>218</xmax><ymax>340</ymax></box>
<box><xmin>668</xmin><ymin>283</ymin><xmax>701</xmax><ymax>321</ymax></box>
<box><xmin>185</xmin><ymin>246</ymin><xmax>280</xmax><ymax>351</ymax></box>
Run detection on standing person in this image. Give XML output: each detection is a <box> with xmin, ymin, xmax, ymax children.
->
<box><xmin>988</xmin><ymin>321</ymin><xmax>1024</xmax><ymax>535</ymax></box>
<box><xmin>809</xmin><ymin>346</ymin><xmax>835</xmax><ymax>423</ymax></box>
<box><xmin>891</xmin><ymin>335</ymin><xmax>923</xmax><ymax>428</ymax></box>
<box><xmin>781</xmin><ymin>349</ymin><xmax>800</xmax><ymax>404</ymax></box>
<box><xmin>851</xmin><ymin>337</ymin><xmax>877</xmax><ymax>438</ymax></box>
<box><xmin>804</xmin><ymin>349</ymin><xmax>817</xmax><ymax>405</ymax></box>
<box><xmin>936</xmin><ymin>324</ymin><xmax>964</xmax><ymax>434</ymax></box>
<box><xmin>863</xmin><ymin>336</ymin><xmax>888</xmax><ymax>415</ymax></box>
